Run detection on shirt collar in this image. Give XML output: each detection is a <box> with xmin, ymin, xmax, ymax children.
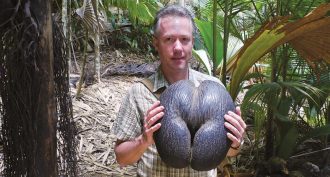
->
<box><xmin>152</xmin><ymin>68</ymin><xmax>169</xmax><ymax>92</ymax></box>
<box><xmin>151</xmin><ymin>67</ymin><xmax>200</xmax><ymax>93</ymax></box>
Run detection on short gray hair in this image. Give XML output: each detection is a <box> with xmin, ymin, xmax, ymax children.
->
<box><xmin>152</xmin><ymin>4</ymin><xmax>197</xmax><ymax>37</ymax></box>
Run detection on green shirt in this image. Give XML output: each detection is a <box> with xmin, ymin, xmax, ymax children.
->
<box><xmin>112</xmin><ymin>68</ymin><xmax>223</xmax><ymax>177</ymax></box>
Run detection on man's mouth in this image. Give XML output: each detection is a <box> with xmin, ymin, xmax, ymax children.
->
<box><xmin>172</xmin><ymin>57</ymin><xmax>185</xmax><ymax>60</ymax></box>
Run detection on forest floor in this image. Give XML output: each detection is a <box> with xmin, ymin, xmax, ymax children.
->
<box><xmin>72</xmin><ymin>48</ymin><xmax>147</xmax><ymax>176</ymax></box>
<box><xmin>73</xmin><ymin>74</ymin><xmax>139</xmax><ymax>176</ymax></box>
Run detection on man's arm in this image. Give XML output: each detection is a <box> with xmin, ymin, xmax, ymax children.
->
<box><xmin>114</xmin><ymin>134</ymin><xmax>153</xmax><ymax>166</ymax></box>
<box><xmin>225</xmin><ymin>107</ymin><xmax>246</xmax><ymax>157</ymax></box>
<box><xmin>114</xmin><ymin>101</ymin><xmax>164</xmax><ymax>166</ymax></box>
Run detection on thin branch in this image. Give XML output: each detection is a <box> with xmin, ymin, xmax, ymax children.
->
<box><xmin>290</xmin><ymin>147</ymin><xmax>330</xmax><ymax>159</ymax></box>
<box><xmin>250</xmin><ymin>0</ymin><xmax>263</xmax><ymax>23</ymax></box>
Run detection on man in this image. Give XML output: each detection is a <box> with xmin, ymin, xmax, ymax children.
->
<box><xmin>112</xmin><ymin>4</ymin><xmax>246</xmax><ymax>177</ymax></box>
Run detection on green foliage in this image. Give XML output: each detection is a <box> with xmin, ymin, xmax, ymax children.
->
<box><xmin>275</xmin><ymin>111</ymin><xmax>299</xmax><ymax>159</ymax></box>
<box><xmin>105</xmin><ymin>0</ymin><xmax>161</xmax><ymax>25</ymax></box>
<box><xmin>242</xmin><ymin>102</ymin><xmax>266</xmax><ymax>141</ymax></box>
<box><xmin>242</xmin><ymin>77</ymin><xmax>328</xmax><ymax>158</ymax></box>
<box><xmin>100</xmin><ymin>0</ymin><xmax>162</xmax><ymax>52</ymax></box>
<box><xmin>192</xmin><ymin>49</ymin><xmax>212</xmax><ymax>75</ymax></box>
<box><xmin>195</xmin><ymin>19</ymin><xmax>224</xmax><ymax>70</ymax></box>
<box><xmin>301</xmin><ymin>124</ymin><xmax>330</xmax><ymax>141</ymax></box>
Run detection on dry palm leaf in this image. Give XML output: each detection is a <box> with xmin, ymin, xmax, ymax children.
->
<box><xmin>76</xmin><ymin>0</ymin><xmax>106</xmax><ymax>33</ymax></box>
<box><xmin>222</xmin><ymin>3</ymin><xmax>330</xmax><ymax>98</ymax></box>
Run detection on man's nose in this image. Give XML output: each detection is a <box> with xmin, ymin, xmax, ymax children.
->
<box><xmin>173</xmin><ymin>39</ymin><xmax>183</xmax><ymax>52</ymax></box>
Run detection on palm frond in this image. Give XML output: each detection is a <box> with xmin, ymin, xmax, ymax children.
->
<box><xmin>242</xmin><ymin>102</ymin><xmax>266</xmax><ymax>141</ymax></box>
<box><xmin>242</xmin><ymin>82</ymin><xmax>282</xmax><ymax>109</ymax></box>
<box><xmin>225</xmin><ymin>3</ymin><xmax>330</xmax><ymax>98</ymax></box>
<box><xmin>279</xmin><ymin>81</ymin><xmax>324</xmax><ymax>107</ymax></box>
<box><xmin>106</xmin><ymin>0</ymin><xmax>161</xmax><ymax>25</ymax></box>
<box><xmin>76</xmin><ymin>0</ymin><xmax>106</xmax><ymax>33</ymax></box>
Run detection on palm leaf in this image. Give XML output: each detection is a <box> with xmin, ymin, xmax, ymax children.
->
<box><xmin>76</xmin><ymin>0</ymin><xmax>106</xmax><ymax>33</ymax></box>
<box><xmin>241</xmin><ymin>102</ymin><xmax>266</xmax><ymax>141</ymax></box>
<box><xmin>275</xmin><ymin>112</ymin><xmax>299</xmax><ymax>159</ymax></box>
<box><xmin>242</xmin><ymin>82</ymin><xmax>282</xmax><ymax>107</ymax></box>
<box><xmin>224</xmin><ymin>3</ymin><xmax>330</xmax><ymax>98</ymax></box>
<box><xmin>195</xmin><ymin>19</ymin><xmax>224</xmax><ymax>69</ymax></box>
<box><xmin>300</xmin><ymin>124</ymin><xmax>330</xmax><ymax>142</ymax></box>
<box><xmin>192</xmin><ymin>49</ymin><xmax>212</xmax><ymax>75</ymax></box>
<box><xmin>107</xmin><ymin>0</ymin><xmax>160</xmax><ymax>25</ymax></box>
<box><xmin>279</xmin><ymin>81</ymin><xmax>324</xmax><ymax>107</ymax></box>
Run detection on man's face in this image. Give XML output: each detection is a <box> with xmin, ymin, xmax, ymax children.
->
<box><xmin>153</xmin><ymin>16</ymin><xmax>194</xmax><ymax>73</ymax></box>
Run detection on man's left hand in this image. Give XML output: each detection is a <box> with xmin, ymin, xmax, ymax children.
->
<box><xmin>224</xmin><ymin>107</ymin><xmax>246</xmax><ymax>149</ymax></box>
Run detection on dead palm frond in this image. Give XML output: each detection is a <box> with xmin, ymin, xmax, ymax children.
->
<box><xmin>75</xmin><ymin>0</ymin><xmax>106</xmax><ymax>33</ymax></box>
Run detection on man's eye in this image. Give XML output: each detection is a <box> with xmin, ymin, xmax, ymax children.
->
<box><xmin>164</xmin><ymin>37</ymin><xmax>176</xmax><ymax>44</ymax></box>
<box><xmin>182</xmin><ymin>38</ymin><xmax>189</xmax><ymax>42</ymax></box>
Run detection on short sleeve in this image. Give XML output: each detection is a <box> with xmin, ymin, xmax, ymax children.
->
<box><xmin>111</xmin><ymin>82</ymin><xmax>157</xmax><ymax>141</ymax></box>
<box><xmin>111</xmin><ymin>84</ymin><xmax>142</xmax><ymax>141</ymax></box>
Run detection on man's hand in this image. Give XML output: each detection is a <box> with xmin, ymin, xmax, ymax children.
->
<box><xmin>224</xmin><ymin>107</ymin><xmax>246</xmax><ymax>150</ymax></box>
<box><xmin>143</xmin><ymin>101</ymin><xmax>164</xmax><ymax>146</ymax></box>
<box><xmin>114</xmin><ymin>101</ymin><xmax>164</xmax><ymax>166</ymax></box>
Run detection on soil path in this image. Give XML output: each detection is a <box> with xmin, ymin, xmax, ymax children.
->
<box><xmin>71</xmin><ymin>48</ymin><xmax>152</xmax><ymax>176</ymax></box>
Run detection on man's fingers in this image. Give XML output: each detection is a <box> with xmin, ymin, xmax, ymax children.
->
<box><xmin>226</xmin><ymin>132</ymin><xmax>240</xmax><ymax>147</ymax></box>
<box><xmin>228</xmin><ymin>110</ymin><xmax>246</xmax><ymax>130</ymax></box>
<box><xmin>225</xmin><ymin>113</ymin><xmax>244</xmax><ymax>135</ymax></box>
<box><xmin>148</xmin><ymin>123</ymin><xmax>161</xmax><ymax>133</ymax></box>
<box><xmin>224</xmin><ymin>122</ymin><xmax>241</xmax><ymax>140</ymax></box>
<box><xmin>224</xmin><ymin>108</ymin><xmax>246</xmax><ymax>148</ymax></box>
<box><xmin>145</xmin><ymin>102</ymin><xmax>164</xmax><ymax>124</ymax></box>
<box><xmin>235</xmin><ymin>106</ymin><xmax>241</xmax><ymax>116</ymax></box>
<box><xmin>148</xmin><ymin>106</ymin><xmax>164</xmax><ymax>120</ymax></box>
<box><xmin>146</xmin><ymin>101</ymin><xmax>161</xmax><ymax>116</ymax></box>
<box><xmin>147</xmin><ymin>112</ymin><xmax>164</xmax><ymax>126</ymax></box>
<box><xmin>144</xmin><ymin>123</ymin><xmax>162</xmax><ymax>140</ymax></box>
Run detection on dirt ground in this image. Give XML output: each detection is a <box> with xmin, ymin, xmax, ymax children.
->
<box><xmin>72</xmin><ymin>48</ymin><xmax>149</xmax><ymax>176</ymax></box>
<box><xmin>72</xmin><ymin>75</ymin><xmax>139</xmax><ymax>176</ymax></box>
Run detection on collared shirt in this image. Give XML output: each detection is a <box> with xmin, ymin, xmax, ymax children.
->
<box><xmin>112</xmin><ymin>68</ymin><xmax>224</xmax><ymax>177</ymax></box>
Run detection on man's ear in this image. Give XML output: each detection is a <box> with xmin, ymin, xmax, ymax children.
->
<box><xmin>153</xmin><ymin>37</ymin><xmax>159</xmax><ymax>51</ymax></box>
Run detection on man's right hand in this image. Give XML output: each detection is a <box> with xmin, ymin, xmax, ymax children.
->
<box><xmin>114</xmin><ymin>101</ymin><xmax>164</xmax><ymax>166</ymax></box>
<box><xmin>143</xmin><ymin>101</ymin><xmax>164</xmax><ymax>146</ymax></box>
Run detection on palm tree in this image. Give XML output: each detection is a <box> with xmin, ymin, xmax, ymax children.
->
<box><xmin>0</xmin><ymin>0</ymin><xmax>57</xmax><ymax>176</ymax></box>
<box><xmin>0</xmin><ymin>0</ymin><xmax>78</xmax><ymax>176</ymax></box>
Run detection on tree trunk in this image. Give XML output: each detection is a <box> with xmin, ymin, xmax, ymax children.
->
<box><xmin>31</xmin><ymin>0</ymin><xmax>57</xmax><ymax>176</ymax></box>
<box><xmin>0</xmin><ymin>0</ymin><xmax>57</xmax><ymax>176</ymax></box>
<box><xmin>94</xmin><ymin>0</ymin><xmax>101</xmax><ymax>82</ymax></box>
<box><xmin>178</xmin><ymin>0</ymin><xmax>185</xmax><ymax>6</ymax></box>
<box><xmin>62</xmin><ymin>0</ymin><xmax>72</xmax><ymax>74</ymax></box>
<box><xmin>265</xmin><ymin>50</ymin><xmax>278</xmax><ymax>160</ymax></box>
<box><xmin>76</xmin><ymin>30</ymin><xmax>89</xmax><ymax>97</ymax></box>
<box><xmin>212</xmin><ymin>0</ymin><xmax>217</xmax><ymax>77</ymax></box>
<box><xmin>265</xmin><ymin>105</ymin><xmax>275</xmax><ymax>160</ymax></box>
<box><xmin>62</xmin><ymin>0</ymin><xmax>68</xmax><ymax>56</ymax></box>
<box><xmin>95</xmin><ymin>33</ymin><xmax>101</xmax><ymax>82</ymax></box>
